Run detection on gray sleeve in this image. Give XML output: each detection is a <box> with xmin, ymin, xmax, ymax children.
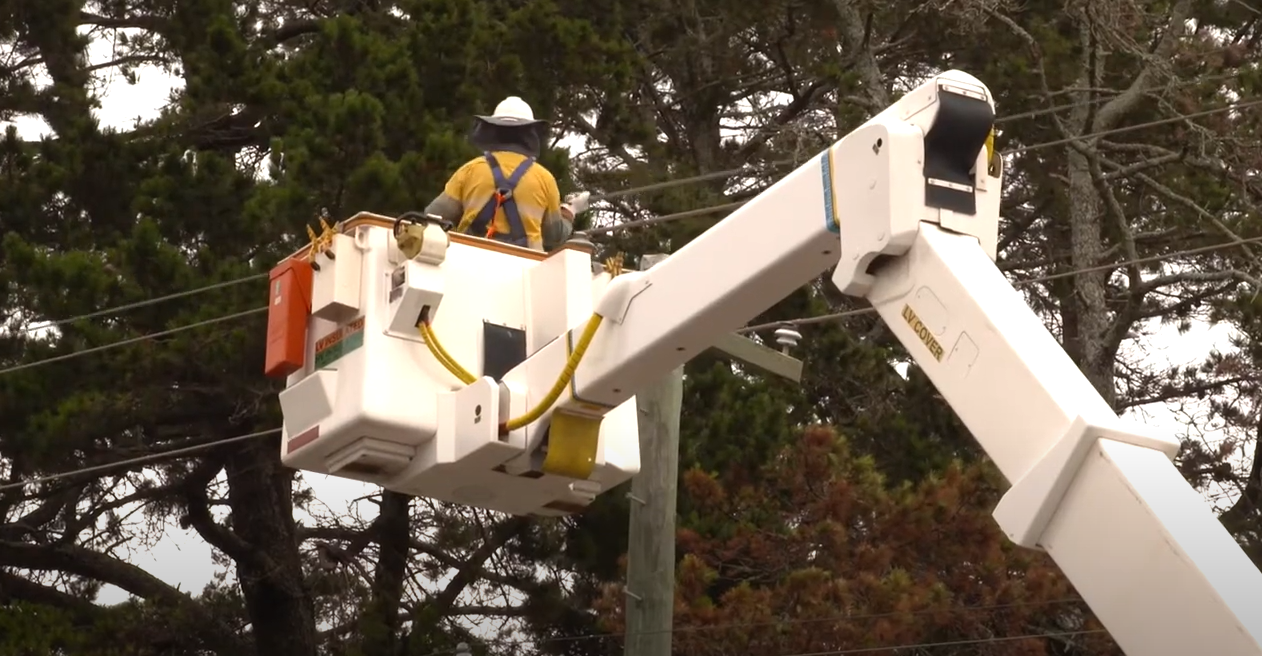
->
<box><xmin>424</xmin><ymin>193</ymin><xmax>464</xmax><ymax>226</ymax></box>
<box><xmin>541</xmin><ymin>208</ymin><xmax>573</xmax><ymax>252</ymax></box>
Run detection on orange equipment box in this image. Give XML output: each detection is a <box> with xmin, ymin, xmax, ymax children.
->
<box><xmin>265</xmin><ymin>258</ymin><xmax>314</xmax><ymax>378</ymax></box>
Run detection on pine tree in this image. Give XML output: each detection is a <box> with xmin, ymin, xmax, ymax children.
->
<box><xmin>597</xmin><ymin>426</ymin><xmax>1122</xmax><ymax>655</ymax></box>
<box><xmin>0</xmin><ymin>1</ymin><xmax>638</xmax><ymax>654</ymax></box>
<box><xmin>0</xmin><ymin>0</ymin><xmax>1260</xmax><ymax>653</ymax></box>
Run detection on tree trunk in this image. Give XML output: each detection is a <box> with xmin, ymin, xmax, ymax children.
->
<box><xmin>360</xmin><ymin>490</ymin><xmax>413</xmax><ymax>656</ymax></box>
<box><xmin>225</xmin><ymin>439</ymin><xmax>318</xmax><ymax>656</ymax></box>
<box><xmin>1064</xmin><ymin>147</ymin><xmax>1116</xmax><ymax>406</ymax></box>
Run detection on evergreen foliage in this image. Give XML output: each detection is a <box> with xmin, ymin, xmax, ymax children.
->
<box><xmin>0</xmin><ymin>1</ymin><xmax>1260</xmax><ymax>654</ymax></box>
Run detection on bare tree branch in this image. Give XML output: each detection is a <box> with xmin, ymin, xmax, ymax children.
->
<box><xmin>1092</xmin><ymin>0</ymin><xmax>1193</xmax><ymax>132</ymax></box>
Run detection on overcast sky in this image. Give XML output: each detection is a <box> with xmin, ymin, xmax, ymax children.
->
<box><xmin>1</xmin><ymin>32</ymin><xmax>1240</xmax><ymax>606</ymax></box>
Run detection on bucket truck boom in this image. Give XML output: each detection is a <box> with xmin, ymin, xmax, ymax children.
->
<box><xmin>487</xmin><ymin>70</ymin><xmax>1262</xmax><ymax>655</ymax></box>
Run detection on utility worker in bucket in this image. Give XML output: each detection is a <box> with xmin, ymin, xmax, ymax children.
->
<box><xmin>424</xmin><ymin>96</ymin><xmax>590</xmax><ymax>252</ymax></box>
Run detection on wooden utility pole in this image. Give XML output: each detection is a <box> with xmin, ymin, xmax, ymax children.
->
<box><xmin>623</xmin><ymin>253</ymin><xmax>803</xmax><ymax>656</ymax></box>
<box><xmin>623</xmin><ymin>362</ymin><xmax>683</xmax><ymax>656</ymax></box>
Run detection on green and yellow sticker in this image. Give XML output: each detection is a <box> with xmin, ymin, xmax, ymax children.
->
<box><xmin>314</xmin><ymin>316</ymin><xmax>366</xmax><ymax>368</ymax></box>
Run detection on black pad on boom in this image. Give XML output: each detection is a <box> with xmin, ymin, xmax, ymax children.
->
<box><xmin>922</xmin><ymin>87</ymin><xmax>995</xmax><ymax>216</ymax></box>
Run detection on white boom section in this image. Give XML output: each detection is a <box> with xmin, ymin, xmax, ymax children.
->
<box><xmin>493</xmin><ymin>70</ymin><xmax>1262</xmax><ymax>654</ymax></box>
<box><xmin>867</xmin><ymin>226</ymin><xmax>1262</xmax><ymax>655</ymax></box>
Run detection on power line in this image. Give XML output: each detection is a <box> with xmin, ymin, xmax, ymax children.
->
<box><xmin>13</xmin><ymin>94</ymin><xmax>1253</xmax><ymax>333</ymax></box>
<box><xmin>985</xmin><ymin>70</ymin><xmax>1241</xmax><ymax>125</ymax></box>
<box><xmin>3</xmin><ymin>230</ymin><xmax>1238</xmax><ymax>378</ymax></box>
<box><xmin>20</xmin><ymin>274</ymin><xmax>267</xmax><ymax>334</ymax></box>
<box><xmin>0</xmin><ymin>411</ymin><xmax>1112</xmax><ymax>646</ymax></box>
<box><xmin>0</xmin><ymin>432</ymin><xmax>1111</xmax><ymax>656</ymax></box>
<box><xmin>0</xmin><ymin>82</ymin><xmax>1231</xmax><ymax>654</ymax></box>
<box><xmin>587</xmin><ymin>83</ymin><xmax>1252</xmax><ymax>208</ymax></box>
<box><xmin>0</xmin><ymin>433</ymin><xmax>1111</xmax><ymax>654</ymax></box>
<box><xmin>423</xmin><ymin>619</ymin><xmax>1102</xmax><ymax>656</ymax></box>
<box><xmin>0</xmin><ymin>428</ymin><xmax>282</xmax><ymax>492</ymax></box>
<box><xmin>774</xmin><ymin>629</ymin><xmax>1107</xmax><ymax>656</ymax></box>
<box><xmin>740</xmin><ymin>233</ymin><xmax>1262</xmax><ymax>333</ymax></box>
<box><xmin>6</xmin><ymin>165</ymin><xmax>776</xmax><ymax>330</ymax></box>
<box><xmin>591</xmin><ymin>168</ymin><xmax>782</xmax><ymax>203</ymax></box>
<box><xmin>1007</xmin><ymin>97</ymin><xmax>1262</xmax><ymax>155</ymax></box>
<box><xmin>479</xmin><ymin>597</ymin><xmax>1089</xmax><ymax>650</ymax></box>
<box><xmin>4</xmin><ymin>213</ymin><xmax>1258</xmax><ymax>377</ymax></box>
<box><xmin>587</xmin><ymin>200</ymin><xmax>748</xmax><ymax>235</ymax></box>
<box><xmin>426</xmin><ymin>630</ymin><xmax>1105</xmax><ymax>656</ymax></box>
<box><xmin>4</xmin><ymin>95</ymin><xmax>1255</xmax><ymax>375</ymax></box>
<box><xmin>0</xmin><ymin>307</ymin><xmax>267</xmax><ymax>376</ymax></box>
<box><xmin>589</xmin><ymin>95</ymin><xmax>1260</xmax><ymax>234</ymax></box>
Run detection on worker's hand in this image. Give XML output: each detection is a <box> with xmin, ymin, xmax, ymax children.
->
<box><xmin>561</xmin><ymin>191</ymin><xmax>590</xmax><ymax>218</ymax></box>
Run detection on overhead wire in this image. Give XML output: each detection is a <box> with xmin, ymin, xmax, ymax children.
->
<box><xmin>11</xmin><ymin>87</ymin><xmax>1223</xmax><ymax>334</ymax></box>
<box><xmin>5</xmin><ymin>231</ymin><xmax>1254</xmax><ymax>470</ymax></box>
<box><xmin>418</xmin><ymin>630</ymin><xmax>1109</xmax><ymax>656</ymax></box>
<box><xmin>0</xmin><ymin>72</ymin><xmax>1240</xmax><ymax>654</ymax></box>
<box><xmin>2</xmin><ymin>94</ymin><xmax>1255</xmax><ymax>376</ymax></box>
<box><xmin>411</xmin><ymin>597</ymin><xmax>1102</xmax><ymax>656</ymax></box>
<box><xmin>589</xmin><ymin>95</ymin><xmax>1262</xmax><ymax>235</ymax></box>
<box><xmin>6</xmin><ymin>228</ymin><xmax>1251</xmax><ymax>378</ymax></box>
<box><xmin>766</xmin><ymin>630</ymin><xmax>1107</xmax><ymax>656</ymax></box>
<box><xmin>0</xmin><ymin>416</ymin><xmax>1112</xmax><ymax>653</ymax></box>
<box><xmin>586</xmin><ymin>71</ymin><xmax>1246</xmax><ymax>206</ymax></box>
<box><xmin>0</xmin><ymin>428</ymin><xmax>282</xmax><ymax>492</ymax></box>
<box><xmin>586</xmin><ymin>200</ymin><xmax>748</xmax><ymax>235</ymax></box>
<box><xmin>1006</xmin><ymin>97</ymin><xmax>1262</xmax><ymax>155</ymax></box>
<box><xmin>19</xmin><ymin>274</ymin><xmax>268</xmax><ymax>334</ymax></box>
<box><xmin>0</xmin><ymin>87</ymin><xmax>1236</xmax><ymax>656</ymax></box>
<box><xmin>418</xmin><ymin>630</ymin><xmax>1107</xmax><ymax>656</ymax></box>
<box><xmin>0</xmin><ymin>429</ymin><xmax>1113</xmax><ymax>656</ymax></box>
<box><xmin>0</xmin><ymin>307</ymin><xmax>268</xmax><ymax>376</ymax></box>
<box><xmin>467</xmin><ymin>597</ymin><xmax>1093</xmax><ymax>651</ymax></box>
<box><xmin>4</xmin><ymin>202</ymin><xmax>1259</xmax><ymax>488</ymax></box>
<box><xmin>0</xmin><ymin>408</ymin><xmax>1123</xmax><ymax>647</ymax></box>
<box><xmin>0</xmin><ymin>427</ymin><xmax>1114</xmax><ymax>653</ymax></box>
<box><xmin>8</xmin><ymin>89</ymin><xmax>1250</xmax><ymax>333</ymax></box>
<box><xmin>740</xmin><ymin>232</ymin><xmax>1262</xmax><ymax>333</ymax></box>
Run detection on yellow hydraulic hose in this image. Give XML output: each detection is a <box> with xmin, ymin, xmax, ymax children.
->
<box><xmin>418</xmin><ymin>322</ymin><xmax>476</xmax><ymax>384</ymax></box>
<box><xmin>501</xmin><ymin>313</ymin><xmax>604</xmax><ymax>433</ymax></box>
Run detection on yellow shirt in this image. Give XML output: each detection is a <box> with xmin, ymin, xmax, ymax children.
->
<box><xmin>443</xmin><ymin>152</ymin><xmax>563</xmax><ymax>250</ymax></box>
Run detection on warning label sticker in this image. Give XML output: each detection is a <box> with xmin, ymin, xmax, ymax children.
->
<box><xmin>314</xmin><ymin>316</ymin><xmax>366</xmax><ymax>368</ymax></box>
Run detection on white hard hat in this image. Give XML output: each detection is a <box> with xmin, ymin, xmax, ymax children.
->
<box><xmin>475</xmin><ymin>96</ymin><xmax>546</xmax><ymax>127</ymax></box>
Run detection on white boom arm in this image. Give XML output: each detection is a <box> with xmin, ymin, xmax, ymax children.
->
<box><xmin>505</xmin><ymin>71</ymin><xmax>1262</xmax><ymax>654</ymax></box>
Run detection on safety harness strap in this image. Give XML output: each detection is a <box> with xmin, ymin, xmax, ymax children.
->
<box><xmin>467</xmin><ymin>152</ymin><xmax>535</xmax><ymax>246</ymax></box>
